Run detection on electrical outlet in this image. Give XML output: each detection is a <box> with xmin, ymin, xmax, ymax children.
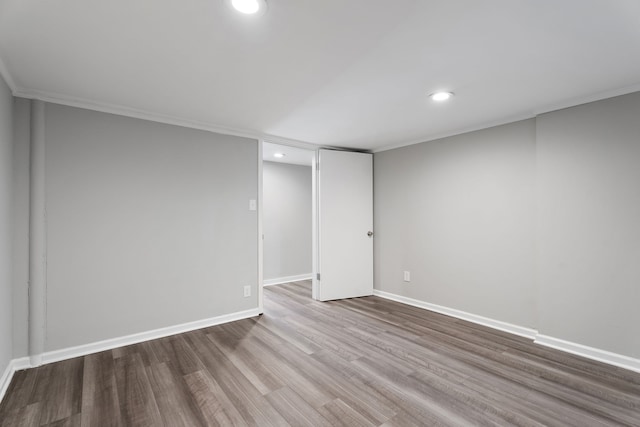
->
<box><xmin>403</xmin><ymin>271</ymin><xmax>411</xmax><ymax>282</ymax></box>
<box><xmin>244</xmin><ymin>285</ymin><xmax>251</xmax><ymax>297</ymax></box>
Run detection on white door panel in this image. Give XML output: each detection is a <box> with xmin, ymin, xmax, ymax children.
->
<box><xmin>318</xmin><ymin>149</ymin><xmax>373</xmax><ymax>301</ymax></box>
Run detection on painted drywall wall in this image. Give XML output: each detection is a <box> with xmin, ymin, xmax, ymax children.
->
<box><xmin>0</xmin><ymin>74</ymin><xmax>13</xmax><ymax>375</ymax></box>
<box><xmin>374</xmin><ymin>119</ymin><xmax>537</xmax><ymax>329</ymax></box>
<box><xmin>43</xmin><ymin>103</ymin><xmax>258</xmax><ymax>351</ymax></box>
<box><xmin>263</xmin><ymin>161</ymin><xmax>312</xmax><ymax>281</ymax></box>
<box><xmin>0</xmin><ymin>73</ymin><xmax>13</xmax><ymax>377</ymax></box>
<box><xmin>537</xmin><ymin>92</ymin><xmax>640</xmax><ymax>358</ymax></box>
<box><xmin>11</xmin><ymin>98</ymin><xmax>30</xmax><ymax>358</ymax></box>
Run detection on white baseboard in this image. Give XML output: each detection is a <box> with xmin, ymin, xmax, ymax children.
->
<box><xmin>263</xmin><ymin>274</ymin><xmax>313</xmax><ymax>287</ymax></box>
<box><xmin>373</xmin><ymin>289</ymin><xmax>640</xmax><ymax>374</ymax></box>
<box><xmin>0</xmin><ymin>357</ymin><xmax>30</xmax><ymax>404</ymax></box>
<box><xmin>535</xmin><ymin>335</ymin><xmax>640</xmax><ymax>373</ymax></box>
<box><xmin>373</xmin><ymin>289</ymin><xmax>537</xmax><ymax>339</ymax></box>
<box><xmin>1</xmin><ymin>307</ymin><xmax>261</xmax><ymax>404</ymax></box>
<box><xmin>0</xmin><ymin>360</ymin><xmax>13</xmax><ymax>404</ymax></box>
<box><xmin>40</xmin><ymin>307</ymin><xmax>261</xmax><ymax>365</ymax></box>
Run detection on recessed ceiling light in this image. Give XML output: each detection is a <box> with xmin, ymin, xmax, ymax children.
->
<box><xmin>229</xmin><ymin>0</ymin><xmax>266</xmax><ymax>15</ymax></box>
<box><xmin>274</xmin><ymin>153</ymin><xmax>286</xmax><ymax>158</ymax></box>
<box><xmin>430</xmin><ymin>91</ymin><xmax>454</xmax><ymax>102</ymax></box>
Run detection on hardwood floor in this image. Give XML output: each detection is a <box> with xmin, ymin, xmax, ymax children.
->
<box><xmin>1</xmin><ymin>281</ymin><xmax>639</xmax><ymax>426</ymax></box>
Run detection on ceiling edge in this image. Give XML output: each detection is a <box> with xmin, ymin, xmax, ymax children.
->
<box><xmin>373</xmin><ymin>82</ymin><xmax>640</xmax><ymax>154</ymax></box>
<box><xmin>12</xmin><ymin>76</ymin><xmax>639</xmax><ymax>155</ymax></box>
<box><xmin>372</xmin><ymin>112</ymin><xmax>535</xmax><ymax>153</ymax></box>
<box><xmin>532</xmin><ymin>82</ymin><xmax>640</xmax><ymax>116</ymax></box>
<box><xmin>12</xmin><ymin>87</ymin><xmax>317</xmax><ymax>149</ymax></box>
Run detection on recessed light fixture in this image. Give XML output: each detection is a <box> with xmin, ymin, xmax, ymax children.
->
<box><xmin>430</xmin><ymin>91</ymin><xmax>454</xmax><ymax>102</ymax></box>
<box><xmin>229</xmin><ymin>0</ymin><xmax>267</xmax><ymax>15</ymax></box>
<box><xmin>274</xmin><ymin>153</ymin><xmax>286</xmax><ymax>158</ymax></box>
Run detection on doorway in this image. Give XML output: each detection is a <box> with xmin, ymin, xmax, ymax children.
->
<box><xmin>259</xmin><ymin>142</ymin><xmax>317</xmax><ymax>311</ymax></box>
<box><xmin>258</xmin><ymin>143</ymin><xmax>374</xmax><ymax>311</ymax></box>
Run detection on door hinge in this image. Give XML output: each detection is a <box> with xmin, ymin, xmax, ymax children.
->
<box><xmin>316</xmin><ymin>273</ymin><xmax>320</xmax><ymax>281</ymax></box>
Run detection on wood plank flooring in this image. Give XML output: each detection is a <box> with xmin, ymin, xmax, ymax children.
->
<box><xmin>1</xmin><ymin>281</ymin><xmax>639</xmax><ymax>426</ymax></box>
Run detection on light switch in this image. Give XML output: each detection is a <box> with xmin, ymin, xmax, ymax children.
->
<box><xmin>249</xmin><ymin>199</ymin><xmax>257</xmax><ymax>211</ymax></box>
<box><xmin>403</xmin><ymin>271</ymin><xmax>411</xmax><ymax>282</ymax></box>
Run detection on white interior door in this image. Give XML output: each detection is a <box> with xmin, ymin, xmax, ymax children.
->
<box><xmin>317</xmin><ymin>149</ymin><xmax>373</xmax><ymax>301</ymax></box>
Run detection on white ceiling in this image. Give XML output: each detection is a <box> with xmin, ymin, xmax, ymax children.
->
<box><xmin>1</xmin><ymin>0</ymin><xmax>640</xmax><ymax>151</ymax></box>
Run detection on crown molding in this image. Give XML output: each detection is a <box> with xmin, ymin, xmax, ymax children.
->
<box><xmin>373</xmin><ymin>83</ymin><xmax>640</xmax><ymax>154</ymax></box>
<box><xmin>13</xmin><ymin>82</ymin><xmax>640</xmax><ymax>156</ymax></box>
<box><xmin>372</xmin><ymin>112</ymin><xmax>535</xmax><ymax>153</ymax></box>
<box><xmin>13</xmin><ymin>87</ymin><xmax>259</xmax><ymax>138</ymax></box>
<box><xmin>533</xmin><ymin>82</ymin><xmax>640</xmax><ymax>116</ymax></box>
<box><xmin>11</xmin><ymin>87</ymin><xmax>320</xmax><ymax>149</ymax></box>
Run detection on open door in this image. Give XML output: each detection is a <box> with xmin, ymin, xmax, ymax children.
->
<box><xmin>317</xmin><ymin>149</ymin><xmax>373</xmax><ymax>301</ymax></box>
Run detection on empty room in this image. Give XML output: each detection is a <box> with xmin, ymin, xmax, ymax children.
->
<box><xmin>1</xmin><ymin>0</ymin><xmax>639</xmax><ymax>425</ymax></box>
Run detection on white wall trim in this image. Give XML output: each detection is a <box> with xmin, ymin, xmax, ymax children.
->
<box><xmin>0</xmin><ymin>361</ymin><xmax>13</xmax><ymax>404</ymax></box>
<box><xmin>14</xmin><ymin>87</ymin><xmax>256</xmax><ymax>139</ymax></box>
<box><xmin>373</xmin><ymin>289</ymin><xmax>537</xmax><ymax>339</ymax></box>
<box><xmin>12</xmin><ymin>88</ymin><xmax>317</xmax><ymax>149</ymax></box>
<box><xmin>14</xmin><ymin>88</ymin><xmax>336</xmax><ymax>154</ymax></box>
<box><xmin>40</xmin><ymin>307</ymin><xmax>261</xmax><ymax>365</ymax></box>
<box><xmin>263</xmin><ymin>274</ymin><xmax>313</xmax><ymax>287</ymax></box>
<box><xmin>1</xmin><ymin>308</ymin><xmax>261</xmax><ymax>404</ymax></box>
<box><xmin>373</xmin><ymin>289</ymin><xmax>640</xmax><ymax>373</ymax></box>
<box><xmin>372</xmin><ymin>113</ymin><xmax>536</xmax><ymax>153</ymax></box>
<box><xmin>9</xmin><ymin>71</ymin><xmax>640</xmax><ymax>158</ymax></box>
<box><xmin>0</xmin><ymin>357</ymin><xmax>30</xmax><ymax>404</ymax></box>
<box><xmin>532</xmin><ymin>83</ymin><xmax>640</xmax><ymax>117</ymax></box>
<box><xmin>311</xmin><ymin>150</ymin><xmax>319</xmax><ymax>300</ymax></box>
<box><xmin>535</xmin><ymin>335</ymin><xmax>640</xmax><ymax>374</ymax></box>
<box><xmin>373</xmin><ymin>85</ymin><xmax>640</xmax><ymax>154</ymax></box>
<box><xmin>258</xmin><ymin>140</ymin><xmax>264</xmax><ymax>314</ymax></box>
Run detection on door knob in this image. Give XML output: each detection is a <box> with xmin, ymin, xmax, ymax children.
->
<box><xmin>367</xmin><ymin>231</ymin><xmax>374</xmax><ymax>237</ymax></box>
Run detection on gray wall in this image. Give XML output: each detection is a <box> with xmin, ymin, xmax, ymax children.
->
<box><xmin>0</xmin><ymin>75</ymin><xmax>13</xmax><ymax>374</ymax></box>
<box><xmin>375</xmin><ymin>92</ymin><xmax>640</xmax><ymax>359</ymax></box>
<box><xmin>39</xmin><ymin>103</ymin><xmax>258</xmax><ymax>351</ymax></box>
<box><xmin>374</xmin><ymin>119</ymin><xmax>537</xmax><ymax>329</ymax></box>
<box><xmin>4</xmin><ymin>89</ymin><xmax>638</xmax><ymax>363</ymax></box>
<box><xmin>263</xmin><ymin>161</ymin><xmax>312</xmax><ymax>280</ymax></box>
<box><xmin>11</xmin><ymin>98</ymin><xmax>29</xmax><ymax>358</ymax></box>
<box><xmin>537</xmin><ymin>92</ymin><xmax>640</xmax><ymax>358</ymax></box>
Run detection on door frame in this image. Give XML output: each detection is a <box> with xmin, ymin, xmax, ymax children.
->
<box><xmin>258</xmin><ymin>139</ymin><xmax>320</xmax><ymax>313</ymax></box>
<box><xmin>311</xmin><ymin>150</ymin><xmax>318</xmax><ymax>300</ymax></box>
